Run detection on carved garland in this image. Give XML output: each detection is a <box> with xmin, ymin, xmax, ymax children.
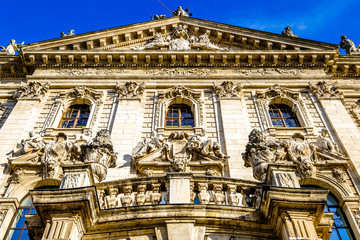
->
<box><xmin>155</xmin><ymin>85</ymin><xmax>204</xmax><ymax>130</ymax></box>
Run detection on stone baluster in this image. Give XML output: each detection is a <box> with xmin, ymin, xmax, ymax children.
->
<box><xmin>197</xmin><ymin>182</ymin><xmax>210</xmax><ymax>204</ymax></box>
<box><xmin>151</xmin><ymin>183</ymin><xmax>162</xmax><ymax>204</ymax></box>
<box><xmin>136</xmin><ymin>184</ymin><xmax>147</xmax><ymax>206</ymax></box>
<box><xmin>227</xmin><ymin>184</ymin><xmax>240</xmax><ymax>206</ymax></box>
<box><xmin>107</xmin><ymin>187</ymin><xmax>120</xmax><ymax>208</ymax></box>
<box><xmin>121</xmin><ymin>185</ymin><xmax>133</xmax><ymax>207</ymax></box>
<box><xmin>213</xmin><ymin>183</ymin><xmax>225</xmax><ymax>205</ymax></box>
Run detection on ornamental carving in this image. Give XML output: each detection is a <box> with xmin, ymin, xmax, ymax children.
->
<box><xmin>350</xmin><ymin>99</ymin><xmax>360</xmax><ymax>125</ymax></box>
<box><xmin>243</xmin><ymin>129</ymin><xmax>346</xmax><ymax>181</ymax></box>
<box><xmin>13</xmin><ymin>81</ymin><xmax>50</xmax><ymax>99</ymax></box>
<box><xmin>145</xmin><ymin>68</ymin><xmax>216</xmax><ymax>76</ymax></box>
<box><xmin>116</xmin><ymin>81</ymin><xmax>145</xmax><ymax>98</ymax></box>
<box><xmin>309</xmin><ymin>81</ymin><xmax>343</xmax><ymax>98</ymax></box>
<box><xmin>0</xmin><ymin>210</ymin><xmax>7</xmax><ymax>227</ymax></box>
<box><xmin>66</xmin><ymin>86</ymin><xmax>97</xmax><ymax>100</ymax></box>
<box><xmin>9</xmin><ymin>129</ymin><xmax>117</xmax><ymax>182</ymax></box>
<box><xmin>257</xmin><ymin>84</ymin><xmax>299</xmax><ymax>100</ymax></box>
<box><xmin>234</xmin><ymin>68</ymin><xmax>305</xmax><ymax>76</ymax></box>
<box><xmin>132</xmin><ymin>131</ymin><xmax>227</xmax><ymax>176</ymax></box>
<box><xmin>213</xmin><ymin>81</ymin><xmax>242</xmax><ymax>98</ymax></box>
<box><xmin>61</xmin><ymin>173</ymin><xmax>86</xmax><ymax>188</ymax></box>
<box><xmin>57</xmin><ymin>69</ymin><xmax>124</xmax><ymax>76</ymax></box>
<box><xmin>352</xmin><ymin>209</ymin><xmax>360</xmax><ymax>228</ymax></box>
<box><xmin>130</xmin><ymin>25</ymin><xmax>227</xmax><ymax>51</ymax></box>
<box><xmin>332</xmin><ymin>167</ymin><xmax>346</xmax><ymax>183</ymax></box>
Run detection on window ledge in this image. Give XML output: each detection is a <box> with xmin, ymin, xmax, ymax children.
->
<box><xmin>268</xmin><ymin>126</ymin><xmax>314</xmax><ymax>138</ymax></box>
<box><xmin>42</xmin><ymin>127</ymin><xmax>92</xmax><ymax>138</ymax></box>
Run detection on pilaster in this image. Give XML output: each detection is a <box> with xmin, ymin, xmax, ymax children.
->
<box><xmin>42</xmin><ymin>215</ymin><xmax>84</xmax><ymax>240</ymax></box>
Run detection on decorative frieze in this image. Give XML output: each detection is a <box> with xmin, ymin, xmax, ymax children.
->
<box><xmin>145</xmin><ymin>68</ymin><xmax>216</xmax><ymax>76</ymax></box>
<box><xmin>233</xmin><ymin>68</ymin><xmax>305</xmax><ymax>76</ymax></box>
<box><xmin>116</xmin><ymin>81</ymin><xmax>145</xmax><ymax>98</ymax></box>
<box><xmin>56</xmin><ymin>69</ymin><xmax>125</xmax><ymax>76</ymax></box>
<box><xmin>213</xmin><ymin>81</ymin><xmax>242</xmax><ymax>98</ymax></box>
<box><xmin>13</xmin><ymin>81</ymin><xmax>50</xmax><ymax>100</ymax></box>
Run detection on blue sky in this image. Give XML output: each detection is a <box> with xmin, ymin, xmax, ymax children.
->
<box><xmin>1</xmin><ymin>0</ymin><xmax>359</xmax><ymax>54</ymax></box>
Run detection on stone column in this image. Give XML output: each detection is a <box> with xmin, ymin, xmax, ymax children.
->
<box><xmin>42</xmin><ymin>215</ymin><xmax>84</xmax><ymax>240</ymax></box>
<box><xmin>109</xmin><ymin>95</ymin><xmax>144</xmax><ymax>179</ymax></box>
<box><xmin>218</xmin><ymin>98</ymin><xmax>252</xmax><ymax>178</ymax></box>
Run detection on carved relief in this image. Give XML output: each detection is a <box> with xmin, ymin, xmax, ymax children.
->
<box><xmin>10</xmin><ymin>129</ymin><xmax>117</xmax><ymax>182</ymax></box>
<box><xmin>145</xmin><ymin>68</ymin><xmax>216</xmax><ymax>76</ymax></box>
<box><xmin>133</xmin><ymin>131</ymin><xmax>227</xmax><ymax>176</ymax></box>
<box><xmin>116</xmin><ymin>81</ymin><xmax>145</xmax><ymax>98</ymax></box>
<box><xmin>0</xmin><ymin>210</ymin><xmax>7</xmax><ymax>227</ymax></box>
<box><xmin>352</xmin><ymin>209</ymin><xmax>360</xmax><ymax>228</ymax></box>
<box><xmin>243</xmin><ymin>129</ymin><xmax>345</xmax><ymax>181</ymax></box>
<box><xmin>131</xmin><ymin>25</ymin><xmax>227</xmax><ymax>51</ymax></box>
<box><xmin>66</xmin><ymin>86</ymin><xmax>97</xmax><ymax>100</ymax></box>
<box><xmin>13</xmin><ymin>81</ymin><xmax>50</xmax><ymax>99</ymax></box>
<box><xmin>309</xmin><ymin>81</ymin><xmax>343</xmax><ymax>98</ymax></box>
<box><xmin>213</xmin><ymin>81</ymin><xmax>242</xmax><ymax>98</ymax></box>
<box><xmin>61</xmin><ymin>173</ymin><xmax>86</xmax><ymax>188</ymax></box>
<box><xmin>57</xmin><ymin>69</ymin><xmax>124</xmax><ymax>76</ymax></box>
<box><xmin>332</xmin><ymin>167</ymin><xmax>346</xmax><ymax>183</ymax></box>
<box><xmin>350</xmin><ymin>99</ymin><xmax>360</xmax><ymax>125</ymax></box>
<box><xmin>233</xmin><ymin>68</ymin><xmax>305</xmax><ymax>76</ymax></box>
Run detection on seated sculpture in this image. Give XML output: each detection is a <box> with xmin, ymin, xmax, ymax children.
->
<box><xmin>282</xmin><ymin>26</ymin><xmax>298</xmax><ymax>38</ymax></box>
<box><xmin>186</xmin><ymin>134</ymin><xmax>225</xmax><ymax>160</ymax></box>
<box><xmin>20</xmin><ymin>131</ymin><xmax>47</xmax><ymax>155</ymax></box>
<box><xmin>132</xmin><ymin>132</ymin><xmax>164</xmax><ymax>158</ymax></box>
<box><xmin>172</xmin><ymin>6</ymin><xmax>192</xmax><ymax>17</ymax></box>
<box><xmin>340</xmin><ymin>35</ymin><xmax>358</xmax><ymax>55</ymax></box>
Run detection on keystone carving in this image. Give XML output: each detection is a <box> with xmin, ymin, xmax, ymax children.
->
<box><xmin>131</xmin><ymin>24</ymin><xmax>227</xmax><ymax>51</ymax></box>
<box><xmin>67</xmin><ymin>86</ymin><xmax>97</xmax><ymax>100</ymax></box>
<box><xmin>213</xmin><ymin>81</ymin><xmax>242</xmax><ymax>98</ymax></box>
<box><xmin>332</xmin><ymin>167</ymin><xmax>346</xmax><ymax>183</ymax></box>
<box><xmin>243</xmin><ymin>129</ymin><xmax>345</xmax><ymax>181</ymax></box>
<box><xmin>116</xmin><ymin>81</ymin><xmax>145</xmax><ymax>98</ymax></box>
<box><xmin>13</xmin><ymin>81</ymin><xmax>50</xmax><ymax>99</ymax></box>
<box><xmin>309</xmin><ymin>81</ymin><xmax>343</xmax><ymax>98</ymax></box>
<box><xmin>133</xmin><ymin>131</ymin><xmax>227</xmax><ymax>176</ymax></box>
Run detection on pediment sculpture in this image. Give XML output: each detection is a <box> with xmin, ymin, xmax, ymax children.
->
<box><xmin>132</xmin><ymin>131</ymin><xmax>228</xmax><ymax>176</ymax></box>
<box><xmin>9</xmin><ymin>129</ymin><xmax>117</xmax><ymax>182</ymax></box>
<box><xmin>243</xmin><ymin>128</ymin><xmax>346</xmax><ymax>181</ymax></box>
<box><xmin>130</xmin><ymin>24</ymin><xmax>228</xmax><ymax>51</ymax></box>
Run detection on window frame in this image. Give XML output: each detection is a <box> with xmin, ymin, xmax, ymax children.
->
<box><xmin>269</xmin><ymin>104</ymin><xmax>301</xmax><ymax>128</ymax></box>
<box><xmin>58</xmin><ymin>104</ymin><xmax>91</xmax><ymax>129</ymax></box>
<box><xmin>165</xmin><ymin>104</ymin><xmax>194</xmax><ymax>128</ymax></box>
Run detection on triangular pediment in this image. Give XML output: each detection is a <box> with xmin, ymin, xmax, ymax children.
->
<box><xmin>22</xmin><ymin>16</ymin><xmax>337</xmax><ymax>52</ymax></box>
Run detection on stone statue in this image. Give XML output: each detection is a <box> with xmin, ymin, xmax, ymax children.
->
<box><xmin>70</xmin><ymin>132</ymin><xmax>92</xmax><ymax>162</ymax></box>
<box><xmin>313</xmin><ymin>128</ymin><xmax>340</xmax><ymax>155</ymax></box>
<box><xmin>172</xmin><ymin>6</ymin><xmax>192</xmax><ymax>17</ymax></box>
<box><xmin>340</xmin><ymin>35</ymin><xmax>358</xmax><ymax>55</ymax></box>
<box><xmin>20</xmin><ymin>131</ymin><xmax>47</xmax><ymax>155</ymax></box>
<box><xmin>83</xmin><ymin>129</ymin><xmax>117</xmax><ymax>181</ymax></box>
<box><xmin>282</xmin><ymin>26</ymin><xmax>298</xmax><ymax>38</ymax></box>
<box><xmin>0</xmin><ymin>39</ymin><xmax>24</xmax><ymax>55</ymax></box>
<box><xmin>132</xmin><ymin>132</ymin><xmax>164</xmax><ymax>158</ymax></box>
<box><xmin>186</xmin><ymin>134</ymin><xmax>225</xmax><ymax>160</ymax></box>
<box><xmin>151</xmin><ymin>15</ymin><xmax>166</xmax><ymax>20</ymax></box>
<box><xmin>41</xmin><ymin>133</ymin><xmax>71</xmax><ymax>175</ymax></box>
<box><xmin>60</xmin><ymin>29</ymin><xmax>75</xmax><ymax>37</ymax></box>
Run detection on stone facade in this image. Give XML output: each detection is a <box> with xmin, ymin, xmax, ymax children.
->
<box><xmin>0</xmin><ymin>15</ymin><xmax>360</xmax><ymax>240</ymax></box>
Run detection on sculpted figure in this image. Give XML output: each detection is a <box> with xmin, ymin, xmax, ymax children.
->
<box><xmin>151</xmin><ymin>14</ymin><xmax>166</xmax><ymax>20</ymax></box>
<box><xmin>340</xmin><ymin>35</ymin><xmax>357</xmax><ymax>55</ymax></box>
<box><xmin>243</xmin><ymin>129</ymin><xmax>285</xmax><ymax>181</ymax></box>
<box><xmin>83</xmin><ymin>129</ymin><xmax>117</xmax><ymax>181</ymax></box>
<box><xmin>314</xmin><ymin>128</ymin><xmax>340</xmax><ymax>154</ymax></box>
<box><xmin>41</xmin><ymin>133</ymin><xmax>71</xmax><ymax>173</ymax></box>
<box><xmin>132</xmin><ymin>132</ymin><xmax>164</xmax><ymax>158</ymax></box>
<box><xmin>70</xmin><ymin>132</ymin><xmax>92</xmax><ymax>161</ymax></box>
<box><xmin>130</xmin><ymin>33</ymin><xmax>169</xmax><ymax>50</ymax></box>
<box><xmin>13</xmin><ymin>81</ymin><xmax>50</xmax><ymax>99</ymax></box>
<box><xmin>282</xmin><ymin>26</ymin><xmax>298</xmax><ymax>37</ymax></box>
<box><xmin>60</xmin><ymin>29</ymin><xmax>75</xmax><ymax>37</ymax></box>
<box><xmin>0</xmin><ymin>39</ymin><xmax>24</xmax><ymax>55</ymax></box>
<box><xmin>20</xmin><ymin>131</ymin><xmax>47</xmax><ymax>155</ymax></box>
<box><xmin>186</xmin><ymin>134</ymin><xmax>225</xmax><ymax>160</ymax></box>
<box><xmin>172</xmin><ymin>6</ymin><xmax>191</xmax><ymax>17</ymax></box>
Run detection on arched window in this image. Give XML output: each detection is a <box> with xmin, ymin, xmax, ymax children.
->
<box><xmin>6</xmin><ymin>195</ymin><xmax>36</xmax><ymax>240</ymax></box>
<box><xmin>58</xmin><ymin>104</ymin><xmax>90</xmax><ymax>128</ymax></box>
<box><xmin>166</xmin><ymin>104</ymin><xmax>194</xmax><ymax>128</ymax></box>
<box><xmin>325</xmin><ymin>193</ymin><xmax>355</xmax><ymax>240</ymax></box>
<box><xmin>269</xmin><ymin>104</ymin><xmax>300</xmax><ymax>127</ymax></box>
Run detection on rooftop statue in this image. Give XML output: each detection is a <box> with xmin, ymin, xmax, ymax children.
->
<box><xmin>281</xmin><ymin>26</ymin><xmax>298</xmax><ymax>38</ymax></box>
<box><xmin>60</xmin><ymin>29</ymin><xmax>75</xmax><ymax>37</ymax></box>
<box><xmin>150</xmin><ymin>14</ymin><xmax>166</xmax><ymax>20</ymax></box>
<box><xmin>0</xmin><ymin>39</ymin><xmax>24</xmax><ymax>55</ymax></box>
<box><xmin>340</xmin><ymin>35</ymin><xmax>359</xmax><ymax>55</ymax></box>
<box><xmin>172</xmin><ymin>6</ymin><xmax>192</xmax><ymax>17</ymax></box>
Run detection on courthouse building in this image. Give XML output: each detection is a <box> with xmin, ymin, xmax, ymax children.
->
<box><xmin>0</xmin><ymin>9</ymin><xmax>360</xmax><ymax>240</ymax></box>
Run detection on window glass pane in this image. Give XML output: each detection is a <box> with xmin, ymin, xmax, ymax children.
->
<box><xmin>338</xmin><ymin>228</ymin><xmax>353</xmax><ymax>240</ymax></box>
<box><xmin>15</xmin><ymin>214</ymin><xmax>26</xmax><ymax>228</ymax></box>
<box><xmin>329</xmin><ymin>231</ymin><xmax>340</xmax><ymax>240</ymax></box>
<box><xmin>8</xmin><ymin>229</ymin><xmax>21</xmax><ymax>240</ymax></box>
<box><xmin>166</xmin><ymin>104</ymin><xmax>193</xmax><ymax>128</ymax></box>
<box><xmin>327</xmin><ymin>195</ymin><xmax>338</xmax><ymax>206</ymax></box>
<box><xmin>19</xmin><ymin>230</ymin><xmax>29</xmax><ymax>240</ymax></box>
<box><xmin>29</xmin><ymin>209</ymin><xmax>36</xmax><ymax>214</ymax></box>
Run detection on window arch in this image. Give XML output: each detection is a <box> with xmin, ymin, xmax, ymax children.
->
<box><xmin>6</xmin><ymin>195</ymin><xmax>36</xmax><ymax>240</ymax></box>
<box><xmin>58</xmin><ymin>104</ymin><xmax>91</xmax><ymax>128</ymax></box>
<box><xmin>165</xmin><ymin>104</ymin><xmax>194</xmax><ymax>128</ymax></box>
<box><xmin>269</xmin><ymin>104</ymin><xmax>300</xmax><ymax>128</ymax></box>
<box><xmin>325</xmin><ymin>193</ymin><xmax>355</xmax><ymax>240</ymax></box>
